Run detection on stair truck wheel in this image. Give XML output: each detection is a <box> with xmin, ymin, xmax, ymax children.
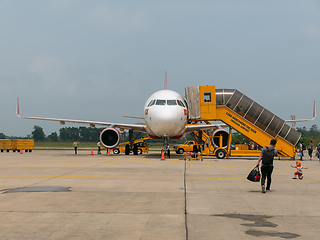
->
<box><xmin>216</xmin><ymin>149</ymin><xmax>226</xmax><ymax>159</ymax></box>
<box><xmin>113</xmin><ymin>148</ymin><xmax>120</xmax><ymax>154</ymax></box>
<box><xmin>137</xmin><ymin>149</ymin><xmax>142</xmax><ymax>154</ymax></box>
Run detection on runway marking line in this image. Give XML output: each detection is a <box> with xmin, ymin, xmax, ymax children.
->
<box><xmin>169</xmin><ymin>159</ymin><xmax>320</xmax><ymax>173</ymax></box>
<box><xmin>0</xmin><ymin>174</ymin><xmax>320</xmax><ymax>181</ymax></box>
<box><xmin>0</xmin><ymin>159</ymin><xmax>150</xmax><ymax>169</ymax></box>
<box><xmin>1</xmin><ymin>158</ymin><xmax>320</xmax><ymax>173</ymax></box>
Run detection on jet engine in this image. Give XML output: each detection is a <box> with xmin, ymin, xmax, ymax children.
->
<box><xmin>211</xmin><ymin>128</ymin><xmax>230</xmax><ymax>149</ymax></box>
<box><xmin>100</xmin><ymin>127</ymin><xmax>121</xmax><ymax>149</ymax></box>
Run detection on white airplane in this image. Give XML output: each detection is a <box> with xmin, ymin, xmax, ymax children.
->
<box><xmin>17</xmin><ymin>72</ymin><xmax>220</xmax><ymax>156</ymax></box>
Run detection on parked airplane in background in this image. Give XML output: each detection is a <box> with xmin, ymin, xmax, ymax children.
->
<box><xmin>285</xmin><ymin>101</ymin><xmax>316</xmax><ymax>123</ymax></box>
<box><xmin>17</xmin><ymin>72</ymin><xmax>221</xmax><ymax>156</ymax></box>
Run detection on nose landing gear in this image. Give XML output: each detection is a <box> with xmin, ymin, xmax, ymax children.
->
<box><xmin>162</xmin><ymin>137</ymin><xmax>171</xmax><ymax>158</ymax></box>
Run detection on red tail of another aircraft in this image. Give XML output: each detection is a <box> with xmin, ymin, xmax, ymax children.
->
<box><xmin>164</xmin><ymin>71</ymin><xmax>167</xmax><ymax>90</ymax></box>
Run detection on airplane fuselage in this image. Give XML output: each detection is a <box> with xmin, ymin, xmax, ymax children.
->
<box><xmin>143</xmin><ymin>90</ymin><xmax>188</xmax><ymax>139</ymax></box>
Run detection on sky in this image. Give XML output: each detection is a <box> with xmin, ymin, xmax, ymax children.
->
<box><xmin>1</xmin><ymin>0</ymin><xmax>320</xmax><ymax>137</ymax></box>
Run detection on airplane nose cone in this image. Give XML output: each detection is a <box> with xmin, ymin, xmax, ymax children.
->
<box><xmin>153</xmin><ymin>109</ymin><xmax>183</xmax><ymax>137</ymax></box>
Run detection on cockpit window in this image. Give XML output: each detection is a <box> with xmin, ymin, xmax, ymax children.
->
<box><xmin>177</xmin><ymin>100</ymin><xmax>186</xmax><ymax>108</ymax></box>
<box><xmin>156</xmin><ymin>99</ymin><xmax>166</xmax><ymax>105</ymax></box>
<box><xmin>147</xmin><ymin>99</ymin><xmax>155</xmax><ymax>107</ymax></box>
<box><xmin>167</xmin><ymin>100</ymin><xmax>177</xmax><ymax>105</ymax></box>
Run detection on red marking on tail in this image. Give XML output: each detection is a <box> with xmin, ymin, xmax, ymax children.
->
<box><xmin>164</xmin><ymin>71</ymin><xmax>167</xmax><ymax>90</ymax></box>
<box><xmin>313</xmin><ymin>101</ymin><xmax>316</xmax><ymax>118</ymax></box>
<box><xmin>17</xmin><ymin>98</ymin><xmax>19</xmax><ymax>115</ymax></box>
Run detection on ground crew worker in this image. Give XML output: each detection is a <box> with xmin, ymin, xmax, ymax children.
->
<box><xmin>73</xmin><ymin>140</ymin><xmax>79</xmax><ymax>154</ymax></box>
<box><xmin>97</xmin><ymin>141</ymin><xmax>101</xmax><ymax>154</ymax></box>
<box><xmin>308</xmin><ymin>140</ymin><xmax>313</xmax><ymax>160</ymax></box>
<box><xmin>291</xmin><ymin>160</ymin><xmax>307</xmax><ymax>179</ymax></box>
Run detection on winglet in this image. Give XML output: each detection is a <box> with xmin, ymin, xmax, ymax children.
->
<box><xmin>164</xmin><ymin>71</ymin><xmax>167</xmax><ymax>90</ymax></box>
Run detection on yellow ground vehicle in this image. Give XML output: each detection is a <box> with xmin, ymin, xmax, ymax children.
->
<box><xmin>12</xmin><ymin>140</ymin><xmax>34</xmax><ymax>152</ymax></box>
<box><xmin>174</xmin><ymin>141</ymin><xmax>198</xmax><ymax>154</ymax></box>
<box><xmin>102</xmin><ymin>137</ymin><xmax>149</xmax><ymax>155</ymax></box>
<box><xmin>183</xmin><ymin>151</ymin><xmax>203</xmax><ymax>161</ymax></box>
<box><xmin>201</xmin><ymin>133</ymin><xmax>231</xmax><ymax>159</ymax></box>
<box><xmin>112</xmin><ymin>141</ymin><xmax>149</xmax><ymax>154</ymax></box>
<box><xmin>174</xmin><ymin>132</ymin><xmax>230</xmax><ymax>159</ymax></box>
<box><xmin>0</xmin><ymin>139</ymin><xmax>12</xmax><ymax>152</ymax></box>
<box><xmin>234</xmin><ymin>144</ymin><xmax>249</xmax><ymax>150</ymax></box>
<box><xmin>0</xmin><ymin>139</ymin><xmax>34</xmax><ymax>153</ymax></box>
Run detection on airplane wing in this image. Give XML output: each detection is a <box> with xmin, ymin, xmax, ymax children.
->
<box><xmin>285</xmin><ymin>101</ymin><xmax>316</xmax><ymax>123</ymax></box>
<box><xmin>16</xmin><ymin>99</ymin><xmax>146</xmax><ymax>132</ymax></box>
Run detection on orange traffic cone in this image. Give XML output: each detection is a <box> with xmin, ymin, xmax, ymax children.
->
<box><xmin>90</xmin><ymin>148</ymin><xmax>94</xmax><ymax>155</ymax></box>
<box><xmin>160</xmin><ymin>150</ymin><xmax>165</xmax><ymax>160</ymax></box>
<box><xmin>107</xmin><ymin>149</ymin><xmax>110</xmax><ymax>156</ymax></box>
<box><xmin>20</xmin><ymin>148</ymin><xmax>23</xmax><ymax>154</ymax></box>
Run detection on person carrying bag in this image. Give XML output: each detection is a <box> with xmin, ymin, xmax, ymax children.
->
<box><xmin>257</xmin><ymin>139</ymin><xmax>278</xmax><ymax>193</ymax></box>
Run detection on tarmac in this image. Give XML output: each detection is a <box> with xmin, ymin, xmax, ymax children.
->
<box><xmin>0</xmin><ymin>150</ymin><xmax>320</xmax><ymax>240</ymax></box>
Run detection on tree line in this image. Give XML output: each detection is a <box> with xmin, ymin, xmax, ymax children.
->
<box><xmin>296</xmin><ymin>124</ymin><xmax>320</xmax><ymax>147</ymax></box>
<box><xmin>0</xmin><ymin>125</ymin><xmax>148</xmax><ymax>142</ymax></box>
<box><xmin>0</xmin><ymin>126</ymin><xmax>103</xmax><ymax>142</ymax></box>
<box><xmin>1</xmin><ymin>124</ymin><xmax>320</xmax><ymax>146</ymax></box>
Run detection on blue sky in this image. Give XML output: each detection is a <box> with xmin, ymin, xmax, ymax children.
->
<box><xmin>1</xmin><ymin>0</ymin><xmax>319</xmax><ymax>137</ymax></box>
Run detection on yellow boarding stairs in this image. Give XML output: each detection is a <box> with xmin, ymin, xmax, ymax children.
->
<box><xmin>185</xmin><ymin>86</ymin><xmax>300</xmax><ymax>158</ymax></box>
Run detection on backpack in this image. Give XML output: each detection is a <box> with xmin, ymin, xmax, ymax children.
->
<box><xmin>262</xmin><ymin>147</ymin><xmax>274</xmax><ymax>165</ymax></box>
<box><xmin>302</xmin><ymin>144</ymin><xmax>306</xmax><ymax>151</ymax></box>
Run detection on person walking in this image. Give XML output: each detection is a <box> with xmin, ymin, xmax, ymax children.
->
<box><xmin>257</xmin><ymin>139</ymin><xmax>278</xmax><ymax>193</ymax></box>
<box><xmin>97</xmin><ymin>141</ymin><xmax>101</xmax><ymax>154</ymax></box>
<box><xmin>73</xmin><ymin>140</ymin><xmax>79</xmax><ymax>154</ymax></box>
<box><xmin>316</xmin><ymin>142</ymin><xmax>320</xmax><ymax>162</ymax></box>
<box><xmin>308</xmin><ymin>140</ymin><xmax>313</xmax><ymax>160</ymax></box>
<box><xmin>298</xmin><ymin>141</ymin><xmax>303</xmax><ymax>160</ymax></box>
